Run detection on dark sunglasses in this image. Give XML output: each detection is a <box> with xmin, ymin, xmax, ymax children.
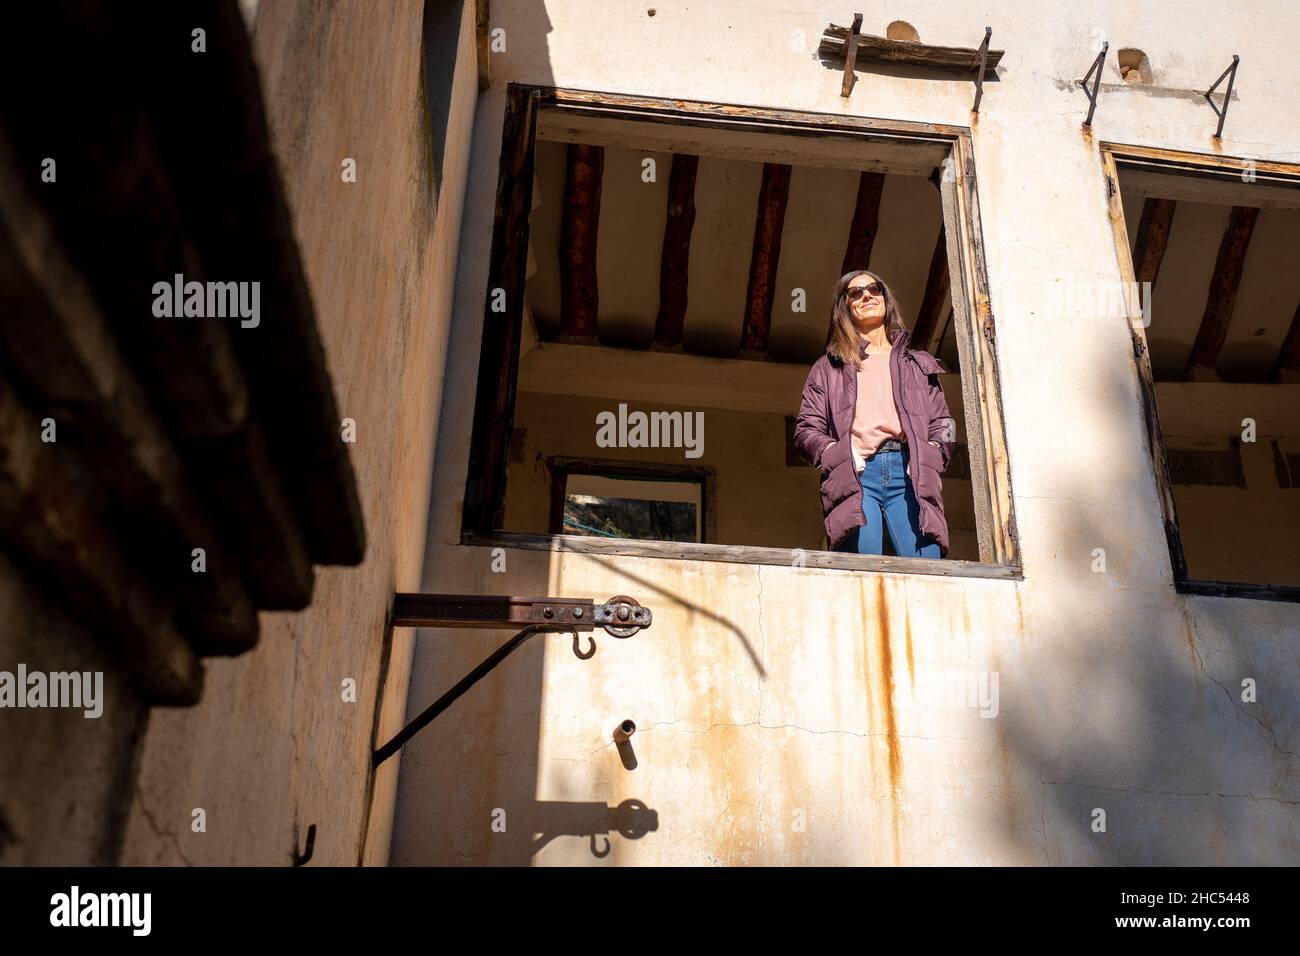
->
<box><xmin>845</xmin><ymin>281</ymin><xmax>883</xmax><ymax>302</ymax></box>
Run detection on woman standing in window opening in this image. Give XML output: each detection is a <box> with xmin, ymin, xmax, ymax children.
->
<box><xmin>794</xmin><ymin>270</ymin><xmax>955</xmax><ymax>558</ymax></box>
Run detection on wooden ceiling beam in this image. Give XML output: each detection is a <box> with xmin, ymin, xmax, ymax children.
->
<box><xmin>841</xmin><ymin>171</ymin><xmax>886</xmax><ymax>275</ymax></box>
<box><xmin>742</xmin><ymin>162</ymin><xmax>791</xmax><ymax>354</ymax></box>
<box><xmin>1184</xmin><ymin>205</ymin><xmax>1259</xmax><ymax>380</ymax></box>
<box><xmin>654</xmin><ymin>153</ymin><xmax>699</xmax><ymax>348</ymax></box>
<box><xmin>1274</xmin><ymin>300</ymin><xmax>1300</xmax><ymax>383</ymax></box>
<box><xmin>559</xmin><ymin>142</ymin><xmax>603</xmax><ymax>339</ymax></box>
<box><xmin>1131</xmin><ymin>197</ymin><xmax>1177</xmax><ymax>313</ymax></box>
<box><xmin>911</xmin><ymin>224</ymin><xmax>950</xmax><ymax>353</ymax></box>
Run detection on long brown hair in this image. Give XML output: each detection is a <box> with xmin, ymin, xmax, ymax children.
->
<box><xmin>825</xmin><ymin>270</ymin><xmax>908</xmax><ymax>368</ymax></box>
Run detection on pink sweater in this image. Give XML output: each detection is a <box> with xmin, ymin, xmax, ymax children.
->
<box><xmin>849</xmin><ymin>349</ymin><xmax>904</xmax><ymax>470</ymax></box>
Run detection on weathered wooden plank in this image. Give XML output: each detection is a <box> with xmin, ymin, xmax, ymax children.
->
<box><xmin>559</xmin><ymin>143</ymin><xmax>603</xmax><ymax>339</ymax></box>
<box><xmin>1118</xmin><ymin>167</ymin><xmax>1300</xmax><ymax>211</ymax></box>
<box><xmin>538</xmin><ymin>116</ymin><xmax>947</xmax><ymax>178</ymax></box>
<box><xmin>654</xmin><ymin>154</ymin><xmax>699</xmax><ymax>348</ymax></box>
<box><xmin>939</xmin><ymin>154</ymin><xmax>994</xmax><ymax>564</ymax></box>
<box><xmin>1184</xmin><ymin>205</ymin><xmax>1259</xmax><ymax>380</ymax></box>
<box><xmin>464</xmin><ymin>84</ymin><xmax>541</xmax><ymax>533</ymax></box>
<box><xmin>1104</xmin><ymin>141</ymin><xmax>1300</xmax><ymax>184</ymax></box>
<box><xmin>464</xmin><ymin>532</ymin><xmax>1023</xmax><ymax>580</ymax></box>
<box><xmin>536</xmin><ymin>86</ymin><xmax>967</xmax><ymax>141</ymax></box>
<box><xmin>1101</xmin><ymin>150</ymin><xmax>1189</xmax><ymax>580</ymax></box>
<box><xmin>942</xmin><ymin>137</ymin><xmax>1018</xmax><ymax>566</ymax></box>
<box><xmin>742</xmin><ymin>162</ymin><xmax>791</xmax><ymax>353</ymax></box>
<box><xmin>820</xmin><ymin>25</ymin><xmax>1005</xmax><ymax>75</ymax></box>
<box><xmin>1178</xmin><ymin>579</ymin><xmax>1300</xmax><ymax>604</ymax></box>
<box><xmin>841</xmin><ymin>171</ymin><xmax>885</xmax><ymax>275</ymax></box>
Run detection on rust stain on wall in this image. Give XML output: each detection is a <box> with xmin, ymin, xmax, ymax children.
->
<box><xmin>904</xmin><ymin>610</ymin><xmax>915</xmax><ymax>690</ymax></box>
<box><xmin>1013</xmin><ymin>587</ymin><xmax>1024</xmax><ymax>655</ymax></box>
<box><xmin>858</xmin><ymin>583</ymin><xmax>873</xmax><ymax>720</ymax></box>
<box><xmin>1183</xmin><ymin>620</ymin><xmax>1200</xmax><ymax>671</ymax></box>
<box><xmin>874</xmin><ymin>577</ymin><xmax>903</xmax><ymax>865</ymax></box>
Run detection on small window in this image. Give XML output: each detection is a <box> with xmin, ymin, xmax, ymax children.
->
<box><xmin>555</xmin><ymin>470</ymin><xmax>705</xmax><ymax>542</ymax></box>
<box><xmin>1102</xmin><ymin>144</ymin><xmax>1300</xmax><ymax>599</ymax></box>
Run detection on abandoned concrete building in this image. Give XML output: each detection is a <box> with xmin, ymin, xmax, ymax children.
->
<box><xmin>0</xmin><ymin>1</ymin><xmax>1296</xmax><ymax>867</ymax></box>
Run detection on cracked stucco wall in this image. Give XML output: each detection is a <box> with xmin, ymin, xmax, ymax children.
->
<box><xmin>390</xmin><ymin>0</ymin><xmax>1300</xmax><ymax>866</ymax></box>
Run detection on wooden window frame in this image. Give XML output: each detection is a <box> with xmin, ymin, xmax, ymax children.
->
<box><xmin>547</xmin><ymin>456</ymin><xmax>716</xmax><ymax>543</ymax></box>
<box><xmin>1099</xmin><ymin>141</ymin><xmax>1300</xmax><ymax>603</ymax></box>
<box><xmin>461</xmin><ymin>83</ymin><xmax>1020</xmax><ymax>581</ymax></box>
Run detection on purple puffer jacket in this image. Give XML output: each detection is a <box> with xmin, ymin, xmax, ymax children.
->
<box><xmin>794</xmin><ymin>328</ymin><xmax>955</xmax><ymax>556</ymax></box>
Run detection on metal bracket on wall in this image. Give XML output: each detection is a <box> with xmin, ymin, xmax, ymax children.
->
<box><xmin>972</xmin><ymin>27</ymin><xmax>993</xmax><ymax>112</ymax></box>
<box><xmin>1079</xmin><ymin>42</ymin><xmax>1108</xmax><ymax>127</ymax></box>
<box><xmin>372</xmin><ymin>594</ymin><xmax>653</xmax><ymax>766</ymax></box>
<box><xmin>1202</xmin><ymin>55</ymin><xmax>1239</xmax><ymax>139</ymax></box>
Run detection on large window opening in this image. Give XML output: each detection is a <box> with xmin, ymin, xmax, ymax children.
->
<box><xmin>1103</xmin><ymin>144</ymin><xmax>1300</xmax><ymax>599</ymax></box>
<box><xmin>464</xmin><ymin>86</ymin><xmax>1018</xmax><ymax>578</ymax></box>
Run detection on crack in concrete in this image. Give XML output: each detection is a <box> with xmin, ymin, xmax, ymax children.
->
<box><xmin>634</xmin><ymin>718</ymin><xmax>973</xmax><ymax>743</ymax></box>
<box><xmin>1041</xmin><ymin>779</ymin><xmax>1300</xmax><ymax>806</ymax></box>
<box><xmin>1038</xmin><ymin>781</ymin><xmax>1050</xmax><ymax>864</ymax></box>
<box><xmin>1184</xmin><ymin>617</ymin><xmax>1299</xmax><ymax>760</ymax></box>
<box><xmin>756</xmin><ymin>564</ymin><xmax>768</xmax><ymax>726</ymax></box>
<box><xmin>133</xmin><ymin>790</ymin><xmax>196</xmax><ymax>867</ymax></box>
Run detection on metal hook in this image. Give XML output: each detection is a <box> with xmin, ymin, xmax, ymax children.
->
<box><xmin>590</xmin><ymin>833</ymin><xmax>611</xmax><ymax>858</ymax></box>
<box><xmin>293</xmin><ymin>823</ymin><xmax>316</xmax><ymax>866</ymax></box>
<box><xmin>572</xmin><ymin>630</ymin><xmax>596</xmax><ymax>660</ymax></box>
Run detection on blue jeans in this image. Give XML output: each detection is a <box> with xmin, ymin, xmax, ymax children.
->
<box><xmin>834</xmin><ymin>446</ymin><xmax>941</xmax><ymax>558</ymax></box>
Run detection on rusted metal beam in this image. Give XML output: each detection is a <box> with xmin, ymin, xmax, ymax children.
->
<box><xmin>840</xmin><ymin>14</ymin><xmax>863</xmax><ymax>98</ymax></box>
<box><xmin>394</xmin><ymin>593</ymin><xmax>594</xmax><ymax>629</ymax></box>
<box><xmin>1080</xmin><ymin>43</ymin><xmax>1108</xmax><ymax>127</ymax></box>
<box><xmin>742</xmin><ymin>162</ymin><xmax>791</xmax><ymax>354</ymax></box>
<box><xmin>1131</xmin><ymin>197</ymin><xmax>1177</xmax><ymax>313</ymax></box>
<box><xmin>972</xmin><ymin>27</ymin><xmax>993</xmax><ymax>112</ymax></box>
<box><xmin>911</xmin><ymin>224</ymin><xmax>950</xmax><ymax>352</ymax></box>
<box><xmin>376</xmin><ymin>594</ymin><xmax>653</xmax><ymax>765</ymax></box>
<box><xmin>654</xmin><ymin>153</ymin><xmax>699</xmax><ymax>348</ymax></box>
<box><xmin>841</xmin><ymin>171</ymin><xmax>886</xmax><ymax>274</ymax></box>
<box><xmin>559</xmin><ymin>142</ymin><xmax>603</xmax><ymax>339</ymax></box>
<box><xmin>1202</xmin><ymin>55</ymin><xmax>1240</xmax><ymax>140</ymax></box>
<box><xmin>1184</xmin><ymin>205</ymin><xmax>1259</xmax><ymax>380</ymax></box>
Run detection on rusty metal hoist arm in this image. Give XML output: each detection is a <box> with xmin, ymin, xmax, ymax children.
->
<box><xmin>373</xmin><ymin>594</ymin><xmax>652</xmax><ymax>766</ymax></box>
